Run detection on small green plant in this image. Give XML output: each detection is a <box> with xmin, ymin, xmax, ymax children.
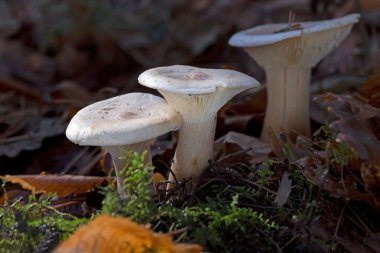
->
<box><xmin>313</xmin><ymin>124</ymin><xmax>337</xmax><ymax>140</ymax></box>
<box><xmin>0</xmin><ymin>192</ymin><xmax>88</xmax><ymax>253</ymax></box>
<box><xmin>314</xmin><ymin>125</ymin><xmax>357</xmax><ymax>166</ymax></box>
<box><xmin>258</xmin><ymin>160</ymin><xmax>276</xmax><ymax>185</ymax></box>
<box><xmin>101</xmin><ymin>150</ymin><xmax>157</xmax><ymax>223</ymax></box>
<box><xmin>331</xmin><ymin>141</ymin><xmax>357</xmax><ymax>167</ymax></box>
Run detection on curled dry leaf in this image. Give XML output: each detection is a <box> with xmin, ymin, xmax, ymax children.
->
<box><xmin>218</xmin><ymin>86</ymin><xmax>266</xmax><ymax>135</ymax></box>
<box><xmin>313</xmin><ymin>92</ymin><xmax>380</xmax><ymax>188</ymax></box>
<box><xmin>0</xmin><ymin>175</ymin><xmax>108</xmax><ymax>197</ymax></box>
<box><xmin>214</xmin><ymin>131</ymin><xmax>271</xmax><ymax>163</ymax></box>
<box><xmin>53</xmin><ymin>215</ymin><xmax>202</xmax><ymax>253</ymax></box>
<box><xmin>0</xmin><ymin>116</ymin><xmax>67</xmax><ymax>157</ymax></box>
<box><xmin>274</xmin><ymin>171</ymin><xmax>292</xmax><ymax>207</ymax></box>
<box><xmin>0</xmin><ymin>80</ymin><xmax>67</xmax><ymax>157</ymax></box>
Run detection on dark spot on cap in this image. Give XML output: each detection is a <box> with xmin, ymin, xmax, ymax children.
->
<box><xmin>184</xmin><ymin>72</ymin><xmax>209</xmax><ymax>80</ymax></box>
<box><xmin>121</xmin><ymin>112</ymin><xmax>138</xmax><ymax>119</ymax></box>
<box><xmin>100</xmin><ymin>107</ymin><xmax>115</xmax><ymax>112</ymax></box>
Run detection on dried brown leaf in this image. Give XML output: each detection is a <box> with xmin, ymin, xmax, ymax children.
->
<box><xmin>274</xmin><ymin>171</ymin><xmax>292</xmax><ymax>207</ymax></box>
<box><xmin>297</xmin><ymin>156</ymin><xmax>380</xmax><ymax>207</ymax></box>
<box><xmin>53</xmin><ymin>215</ymin><xmax>202</xmax><ymax>253</ymax></box>
<box><xmin>361</xmin><ymin>69</ymin><xmax>380</xmax><ymax>108</ymax></box>
<box><xmin>0</xmin><ymin>175</ymin><xmax>108</xmax><ymax>197</ymax></box>
<box><xmin>214</xmin><ymin>131</ymin><xmax>270</xmax><ymax>163</ymax></box>
<box><xmin>0</xmin><ymin>116</ymin><xmax>67</xmax><ymax>157</ymax></box>
<box><xmin>314</xmin><ymin>93</ymin><xmax>380</xmax><ymax>171</ymax></box>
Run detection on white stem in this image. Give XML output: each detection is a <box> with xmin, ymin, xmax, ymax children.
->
<box><xmin>103</xmin><ymin>139</ymin><xmax>154</xmax><ymax>200</ymax></box>
<box><xmin>171</xmin><ymin>109</ymin><xmax>216</xmax><ymax>183</ymax></box>
<box><xmin>261</xmin><ymin>67</ymin><xmax>311</xmax><ymax>141</ymax></box>
<box><xmin>160</xmin><ymin>89</ymin><xmax>246</xmax><ymax>186</ymax></box>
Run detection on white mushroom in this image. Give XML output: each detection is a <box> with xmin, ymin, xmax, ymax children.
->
<box><xmin>66</xmin><ymin>93</ymin><xmax>182</xmax><ymax>199</ymax></box>
<box><xmin>138</xmin><ymin>65</ymin><xmax>260</xmax><ymax>186</ymax></box>
<box><xmin>229</xmin><ymin>13</ymin><xmax>360</xmax><ymax>141</ymax></box>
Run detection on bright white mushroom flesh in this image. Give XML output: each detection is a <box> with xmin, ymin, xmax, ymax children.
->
<box><xmin>229</xmin><ymin>13</ymin><xmax>360</xmax><ymax>141</ymax></box>
<box><xmin>65</xmin><ymin>92</ymin><xmax>182</xmax><ymax>199</ymax></box>
<box><xmin>138</xmin><ymin>65</ymin><xmax>260</xmax><ymax>187</ymax></box>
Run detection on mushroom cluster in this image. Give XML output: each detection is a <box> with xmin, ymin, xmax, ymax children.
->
<box><xmin>66</xmin><ymin>66</ymin><xmax>260</xmax><ymax>196</ymax></box>
<box><xmin>66</xmin><ymin>13</ymin><xmax>360</xmax><ymax>198</ymax></box>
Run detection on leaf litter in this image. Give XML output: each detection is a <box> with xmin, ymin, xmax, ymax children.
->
<box><xmin>1</xmin><ymin>1</ymin><xmax>380</xmax><ymax>252</ymax></box>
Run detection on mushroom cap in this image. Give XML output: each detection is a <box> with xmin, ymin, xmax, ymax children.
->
<box><xmin>66</xmin><ymin>93</ymin><xmax>182</xmax><ymax>146</ymax></box>
<box><xmin>229</xmin><ymin>13</ymin><xmax>360</xmax><ymax>47</ymax></box>
<box><xmin>138</xmin><ymin>65</ymin><xmax>260</xmax><ymax>94</ymax></box>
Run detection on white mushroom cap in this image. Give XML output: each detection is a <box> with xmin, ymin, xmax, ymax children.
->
<box><xmin>66</xmin><ymin>93</ymin><xmax>182</xmax><ymax>146</ymax></box>
<box><xmin>229</xmin><ymin>13</ymin><xmax>360</xmax><ymax>47</ymax></box>
<box><xmin>138</xmin><ymin>65</ymin><xmax>260</xmax><ymax>94</ymax></box>
<box><xmin>229</xmin><ymin>13</ymin><xmax>360</xmax><ymax>68</ymax></box>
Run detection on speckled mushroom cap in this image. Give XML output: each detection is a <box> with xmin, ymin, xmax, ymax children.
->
<box><xmin>66</xmin><ymin>93</ymin><xmax>182</xmax><ymax>146</ymax></box>
<box><xmin>229</xmin><ymin>14</ymin><xmax>360</xmax><ymax>47</ymax></box>
<box><xmin>138</xmin><ymin>65</ymin><xmax>260</xmax><ymax>94</ymax></box>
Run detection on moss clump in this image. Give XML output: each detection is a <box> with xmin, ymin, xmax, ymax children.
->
<box><xmin>101</xmin><ymin>151</ymin><xmax>281</xmax><ymax>252</ymax></box>
<box><xmin>0</xmin><ymin>191</ymin><xmax>88</xmax><ymax>253</ymax></box>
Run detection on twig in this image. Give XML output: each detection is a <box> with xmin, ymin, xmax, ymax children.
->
<box><xmin>333</xmin><ymin>204</ymin><xmax>346</xmax><ymax>240</ymax></box>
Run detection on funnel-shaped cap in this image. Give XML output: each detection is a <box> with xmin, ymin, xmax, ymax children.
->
<box><xmin>229</xmin><ymin>14</ymin><xmax>360</xmax><ymax>68</ymax></box>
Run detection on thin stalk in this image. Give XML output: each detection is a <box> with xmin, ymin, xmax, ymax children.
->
<box><xmin>104</xmin><ymin>139</ymin><xmax>154</xmax><ymax>200</ymax></box>
<box><xmin>261</xmin><ymin>67</ymin><xmax>311</xmax><ymax>141</ymax></box>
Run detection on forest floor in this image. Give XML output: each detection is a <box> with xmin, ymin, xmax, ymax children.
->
<box><xmin>1</xmin><ymin>1</ymin><xmax>380</xmax><ymax>252</ymax></box>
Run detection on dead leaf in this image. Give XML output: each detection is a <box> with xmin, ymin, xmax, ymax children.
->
<box><xmin>53</xmin><ymin>215</ymin><xmax>202</xmax><ymax>253</ymax></box>
<box><xmin>0</xmin><ymin>175</ymin><xmax>108</xmax><ymax>197</ymax></box>
<box><xmin>0</xmin><ymin>116</ymin><xmax>67</xmax><ymax>157</ymax></box>
<box><xmin>360</xmin><ymin>0</ymin><xmax>380</xmax><ymax>11</ymax></box>
<box><xmin>361</xmin><ymin>69</ymin><xmax>380</xmax><ymax>107</ymax></box>
<box><xmin>0</xmin><ymin>78</ymin><xmax>43</xmax><ymax>102</ymax></box>
<box><xmin>0</xmin><ymin>84</ymin><xmax>68</xmax><ymax>157</ymax></box>
<box><xmin>275</xmin><ymin>171</ymin><xmax>292</xmax><ymax>207</ymax></box>
<box><xmin>214</xmin><ymin>131</ymin><xmax>271</xmax><ymax>163</ymax></box>
<box><xmin>313</xmin><ymin>92</ymin><xmax>380</xmax><ymax>188</ymax></box>
<box><xmin>297</xmin><ymin>156</ymin><xmax>380</xmax><ymax>207</ymax></box>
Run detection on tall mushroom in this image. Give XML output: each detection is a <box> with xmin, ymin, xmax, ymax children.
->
<box><xmin>138</xmin><ymin>65</ymin><xmax>260</xmax><ymax>186</ymax></box>
<box><xmin>66</xmin><ymin>93</ymin><xmax>182</xmax><ymax>199</ymax></box>
<box><xmin>229</xmin><ymin>13</ymin><xmax>360</xmax><ymax>141</ymax></box>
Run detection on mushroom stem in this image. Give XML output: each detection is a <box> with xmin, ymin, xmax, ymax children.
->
<box><xmin>261</xmin><ymin>67</ymin><xmax>311</xmax><ymax>141</ymax></box>
<box><xmin>104</xmin><ymin>139</ymin><xmax>154</xmax><ymax>200</ymax></box>
<box><xmin>160</xmin><ymin>91</ymin><xmax>224</xmax><ymax>185</ymax></box>
<box><xmin>171</xmin><ymin>110</ymin><xmax>216</xmax><ymax>183</ymax></box>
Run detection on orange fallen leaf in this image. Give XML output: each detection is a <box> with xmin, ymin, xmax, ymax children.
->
<box><xmin>53</xmin><ymin>215</ymin><xmax>202</xmax><ymax>253</ymax></box>
<box><xmin>360</xmin><ymin>0</ymin><xmax>380</xmax><ymax>11</ymax></box>
<box><xmin>1</xmin><ymin>175</ymin><xmax>109</xmax><ymax>197</ymax></box>
<box><xmin>361</xmin><ymin>69</ymin><xmax>380</xmax><ymax>108</ymax></box>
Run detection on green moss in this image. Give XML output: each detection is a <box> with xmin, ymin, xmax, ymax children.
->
<box><xmin>101</xmin><ymin>152</ymin><xmax>281</xmax><ymax>252</ymax></box>
<box><xmin>0</xmin><ymin>192</ymin><xmax>88</xmax><ymax>253</ymax></box>
<box><xmin>101</xmin><ymin>151</ymin><xmax>157</xmax><ymax>223</ymax></box>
